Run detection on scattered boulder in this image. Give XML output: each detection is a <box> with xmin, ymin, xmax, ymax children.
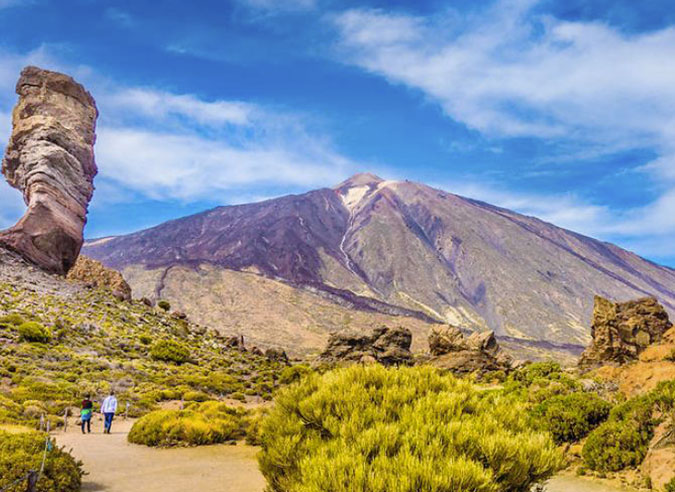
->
<box><xmin>0</xmin><ymin>66</ymin><xmax>98</xmax><ymax>274</ymax></box>
<box><xmin>316</xmin><ymin>326</ymin><xmax>413</xmax><ymax>367</ymax></box>
<box><xmin>66</xmin><ymin>255</ymin><xmax>131</xmax><ymax>301</ymax></box>
<box><xmin>427</xmin><ymin>325</ymin><xmax>512</xmax><ymax>374</ymax></box>
<box><xmin>140</xmin><ymin>297</ymin><xmax>154</xmax><ymax>307</ymax></box>
<box><xmin>579</xmin><ymin>296</ymin><xmax>672</xmax><ymax>368</ymax></box>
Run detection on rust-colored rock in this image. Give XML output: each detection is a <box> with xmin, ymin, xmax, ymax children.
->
<box><xmin>579</xmin><ymin>296</ymin><xmax>673</xmax><ymax>368</ymax></box>
<box><xmin>0</xmin><ymin>66</ymin><xmax>98</xmax><ymax>274</ymax></box>
<box><xmin>316</xmin><ymin>326</ymin><xmax>413</xmax><ymax>366</ymax></box>
<box><xmin>428</xmin><ymin>324</ymin><xmax>512</xmax><ymax>374</ymax></box>
<box><xmin>66</xmin><ymin>255</ymin><xmax>131</xmax><ymax>301</ymax></box>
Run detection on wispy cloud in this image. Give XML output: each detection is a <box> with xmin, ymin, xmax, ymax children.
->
<box><xmin>334</xmin><ymin>0</ymin><xmax>675</xmax><ymax>259</ymax></box>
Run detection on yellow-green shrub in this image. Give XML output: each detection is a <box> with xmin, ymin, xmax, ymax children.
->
<box><xmin>127</xmin><ymin>401</ymin><xmax>246</xmax><ymax>447</ymax></box>
<box><xmin>258</xmin><ymin>365</ymin><xmax>562</xmax><ymax>492</ymax></box>
<box><xmin>0</xmin><ymin>431</ymin><xmax>83</xmax><ymax>492</ymax></box>
<box><xmin>150</xmin><ymin>340</ymin><xmax>190</xmax><ymax>364</ymax></box>
<box><xmin>17</xmin><ymin>322</ymin><xmax>51</xmax><ymax>343</ymax></box>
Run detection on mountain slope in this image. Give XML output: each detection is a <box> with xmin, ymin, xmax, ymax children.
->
<box><xmin>84</xmin><ymin>173</ymin><xmax>675</xmax><ymax>348</ymax></box>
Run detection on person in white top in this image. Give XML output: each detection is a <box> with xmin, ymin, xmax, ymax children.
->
<box><xmin>101</xmin><ymin>390</ymin><xmax>118</xmax><ymax>434</ymax></box>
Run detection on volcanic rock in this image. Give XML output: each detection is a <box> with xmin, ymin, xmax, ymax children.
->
<box><xmin>66</xmin><ymin>256</ymin><xmax>131</xmax><ymax>301</ymax></box>
<box><xmin>265</xmin><ymin>347</ymin><xmax>289</xmax><ymax>364</ymax></box>
<box><xmin>0</xmin><ymin>66</ymin><xmax>98</xmax><ymax>274</ymax></box>
<box><xmin>579</xmin><ymin>296</ymin><xmax>673</xmax><ymax>368</ymax></box>
<box><xmin>428</xmin><ymin>325</ymin><xmax>512</xmax><ymax>374</ymax></box>
<box><xmin>316</xmin><ymin>326</ymin><xmax>413</xmax><ymax>366</ymax></box>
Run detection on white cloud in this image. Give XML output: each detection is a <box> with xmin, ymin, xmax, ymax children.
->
<box><xmin>334</xmin><ymin>1</ymin><xmax>675</xmax><ymax>256</ymax></box>
<box><xmin>94</xmin><ymin>126</ymin><xmax>353</xmax><ymax>201</ymax></box>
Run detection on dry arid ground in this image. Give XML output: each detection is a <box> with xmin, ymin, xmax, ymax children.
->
<box><xmin>54</xmin><ymin>417</ymin><xmax>265</xmax><ymax>492</ymax></box>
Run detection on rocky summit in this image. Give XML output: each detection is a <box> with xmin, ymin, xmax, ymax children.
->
<box><xmin>84</xmin><ymin>173</ymin><xmax>675</xmax><ymax>352</ymax></box>
<box><xmin>0</xmin><ymin>66</ymin><xmax>98</xmax><ymax>275</ymax></box>
<box><xmin>579</xmin><ymin>296</ymin><xmax>673</xmax><ymax>367</ymax></box>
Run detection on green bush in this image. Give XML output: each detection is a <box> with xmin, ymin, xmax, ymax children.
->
<box><xmin>150</xmin><ymin>340</ymin><xmax>190</xmax><ymax>364</ymax></box>
<box><xmin>17</xmin><ymin>322</ymin><xmax>51</xmax><ymax>343</ymax></box>
<box><xmin>0</xmin><ymin>430</ymin><xmax>83</xmax><ymax>492</ymax></box>
<box><xmin>582</xmin><ymin>419</ymin><xmax>649</xmax><ymax>472</ymax></box>
<box><xmin>258</xmin><ymin>365</ymin><xmax>562</xmax><ymax>492</ymax></box>
<box><xmin>0</xmin><ymin>313</ymin><xmax>25</xmax><ymax>326</ymax></box>
<box><xmin>532</xmin><ymin>392</ymin><xmax>612</xmax><ymax>444</ymax></box>
<box><xmin>157</xmin><ymin>300</ymin><xmax>171</xmax><ymax>311</ymax></box>
<box><xmin>278</xmin><ymin>364</ymin><xmax>313</xmax><ymax>385</ymax></box>
<box><xmin>128</xmin><ymin>401</ymin><xmax>246</xmax><ymax>447</ymax></box>
<box><xmin>582</xmin><ymin>381</ymin><xmax>675</xmax><ymax>472</ymax></box>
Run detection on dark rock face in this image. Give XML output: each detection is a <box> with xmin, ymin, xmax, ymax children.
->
<box><xmin>0</xmin><ymin>66</ymin><xmax>98</xmax><ymax>274</ymax></box>
<box><xmin>579</xmin><ymin>296</ymin><xmax>673</xmax><ymax>367</ymax></box>
<box><xmin>316</xmin><ymin>326</ymin><xmax>413</xmax><ymax>366</ymax></box>
<box><xmin>428</xmin><ymin>325</ymin><xmax>512</xmax><ymax>374</ymax></box>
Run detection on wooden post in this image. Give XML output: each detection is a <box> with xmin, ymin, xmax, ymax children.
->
<box><xmin>26</xmin><ymin>471</ymin><xmax>38</xmax><ymax>492</ymax></box>
<box><xmin>39</xmin><ymin>414</ymin><xmax>44</xmax><ymax>432</ymax></box>
<box><xmin>125</xmin><ymin>402</ymin><xmax>129</xmax><ymax>420</ymax></box>
<box><xmin>63</xmin><ymin>408</ymin><xmax>68</xmax><ymax>433</ymax></box>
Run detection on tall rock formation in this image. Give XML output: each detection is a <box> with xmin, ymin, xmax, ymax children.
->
<box><xmin>579</xmin><ymin>296</ymin><xmax>673</xmax><ymax>367</ymax></box>
<box><xmin>0</xmin><ymin>66</ymin><xmax>98</xmax><ymax>274</ymax></box>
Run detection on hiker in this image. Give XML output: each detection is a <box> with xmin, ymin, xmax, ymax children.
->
<box><xmin>80</xmin><ymin>394</ymin><xmax>93</xmax><ymax>434</ymax></box>
<box><xmin>101</xmin><ymin>390</ymin><xmax>118</xmax><ymax>434</ymax></box>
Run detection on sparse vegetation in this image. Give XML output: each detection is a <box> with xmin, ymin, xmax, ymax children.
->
<box><xmin>0</xmin><ymin>281</ymin><xmax>286</xmax><ymax>428</ymax></box>
<box><xmin>258</xmin><ymin>365</ymin><xmax>562</xmax><ymax>492</ymax></box>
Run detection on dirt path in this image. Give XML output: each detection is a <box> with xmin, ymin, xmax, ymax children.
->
<box><xmin>54</xmin><ymin>418</ymin><xmax>266</xmax><ymax>492</ymax></box>
<box><xmin>546</xmin><ymin>474</ymin><xmax>638</xmax><ymax>492</ymax></box>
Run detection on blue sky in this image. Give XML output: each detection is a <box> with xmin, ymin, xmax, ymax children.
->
<box><xmin>0</xmin><ymin>0</ymin><xmax>674</xmax><ymax>266</ymax></box>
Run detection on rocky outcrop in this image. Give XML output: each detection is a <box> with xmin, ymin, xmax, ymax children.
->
<box><xmin>579</xmin><ymin>296</ymin><xmax>673</xmax><ymax>368</ymax></box>
<box><xmin>428</xmin><ymin>325</ymin><xmax>513</xmax><ymax>374</ymax></box>
<box><xmin>66</xmin><ymin>256</ymin><xmax>131</xmax><ymax>301</ymax></box>
<box><xmin>0</xmin><ymin>66</ymin><xmax>98</xmax><ymax>274</ymax></box>
<box><xmin>316</xmin><ymin>326</ymin><xmax>413</xmax><ymax>366</ymax></box>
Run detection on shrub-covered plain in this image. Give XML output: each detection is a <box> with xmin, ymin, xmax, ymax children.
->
<box><xmin>0</xmin><ymin>281</ymin><xmax>286</xmax><ymax>428</ymax></box>
<box><xmin>258</xmin><ymin>365</ymin><xmax>563</xmax><ymax>492</ymax></box>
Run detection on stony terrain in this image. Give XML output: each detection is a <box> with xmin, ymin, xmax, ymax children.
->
<box><xmin>0</xmin><ymin>66</ymin><xmax>98</xmax><ymax>274</ymax></box>
<box><xmin>580</xmin><ymin>296</ymin><xmax>673</xmax><ymax>367</ymax></box>
<box><xmin>84</xmin><ymin>173</ymin><xmax>675</xmax><ymax>354</ymax></box>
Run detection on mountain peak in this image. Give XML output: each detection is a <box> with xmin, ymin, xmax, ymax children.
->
<box><xmin>335</xmin><ymin>172</ymin><xmax>384</xmax><ymax>189</ymax></box>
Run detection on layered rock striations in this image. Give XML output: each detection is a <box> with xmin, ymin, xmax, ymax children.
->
<box><xmin>316</xmin><ymin>326</ymin><xmax>413</xmax><ymax>366</ymax></box>
<box><xmin>0</xmin><ymin>66</ymin><xmax>98</xmax><ymax>274</ymax></box>
<box><xmin>579</xmin><ymin>296</ymin><xmax>673</xmax><ymax>367</ymax></box>
<box><xmin>427</xmin><ymin>324</ymin><xmax>513</xmax><ymax>374</ymax></box>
